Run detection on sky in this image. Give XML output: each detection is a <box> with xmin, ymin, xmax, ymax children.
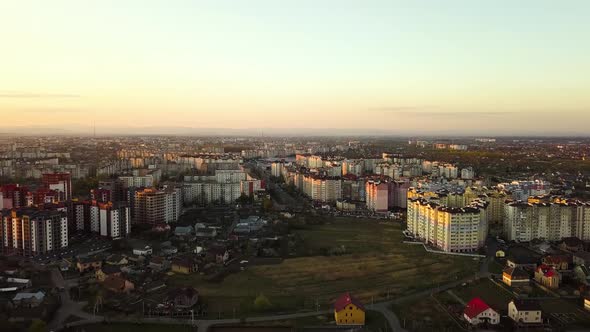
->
<box><xmin>1</xmin><ymin>0</ymin><xmax>589</xmax><ymax>135</ymax></box>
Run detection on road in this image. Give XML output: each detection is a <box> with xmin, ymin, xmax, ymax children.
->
<box><xmin>48</xmin><ymin>273</ymin><xmax>104</xmax><ymax>331</ymax></box>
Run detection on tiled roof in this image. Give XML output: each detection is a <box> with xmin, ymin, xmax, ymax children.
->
<box><xmin>464</xmin><ymin>297</ymin><xmax>491</xmax><ymax>319</ymax></box>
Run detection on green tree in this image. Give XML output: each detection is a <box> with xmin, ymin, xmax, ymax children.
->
<box><xmin>262</xmin><ymin>198</ymin><xmax>273</xmax><ymax>212</ymax></box>
<box><xmin>28</xmin><ymin>319</ymin><xmax>46</xmax><ymax>332</ymax></box>
<box><xmin>253</xmin><ymin>293</ymin><xmax>272</xmax><ymax>311</ymax></box>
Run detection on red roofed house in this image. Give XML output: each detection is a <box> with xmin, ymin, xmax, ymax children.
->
<box><xmin>463</xmin><ymin>297</ymin><xmax>499</xmax><ymax>325</ymax></box>
<box><xmin>534</xmin><ymin>264</ymin><xmax>560</xmax><ymax>289</ymax></box>
<box><xmin>334</xmin><ymin>292</ymin><xmax>365</xmax><ymax>326</ymax></box>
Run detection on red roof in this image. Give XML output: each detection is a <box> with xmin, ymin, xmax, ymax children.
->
<box><xmin>464</xmin><ymin>297</ymin><xmax>490</xmax><ymax>319</ymax></box>
<box><xmin>537</xmin><ymin>264</ymin><xmax>557</xmax><ymax>277</ymax></box>
<box><xmin>334</xmin><ymin>292</ymin><xmax>364</xmax><ymax>312</ymax></box>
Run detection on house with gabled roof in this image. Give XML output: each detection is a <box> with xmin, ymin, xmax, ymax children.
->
<box><xmin>463</xmin><ymin>297</ymin><xmax>499</xmax><ymax>325</ymax></box>
<box><xmin>334</xmin><ymin>292</ymin><xmax>365</xmax><ymax>326</ymax></box>
<box><xmin>502</xmin><ymin>266</ymin><xmax>530</xmax><ymax>287</ymax></box>
<box><xmin>534</xmin><ymin>264</ymin><xmax>560</xmax><ymax>289</ymax></box>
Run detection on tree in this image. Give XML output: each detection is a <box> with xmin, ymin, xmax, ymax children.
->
<box><xmin>253</xmin><ymin>293</ymin><xmax>272</xmax><ymax>311</ymax></box>
<box><xmin>262</xmin><ymin>198</ymin><xmax>273</xmax><ymax>212</ymax></box>
<box><xmin>28</xmin><ymin>319</ymin><xmax>46</xmax><ymax>332</ymax></box>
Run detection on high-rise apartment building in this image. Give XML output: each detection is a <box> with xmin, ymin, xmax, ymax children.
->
<box><xmin>42</xmin><ymin>173</ymin><xmax>72</xmax><ymax>201</ymax></box>
<box><xmin>407</xmin><ymin>193</ymin><xmax>488</xmax><ymax>252</ymax></box>
<box><xmin>503</xmin><ymin>200</ymin><xmax>590</xmax><ymax>242</ymax></box>
<box><xmin>133</xmin><ymin>187</ymin><xmax>182</xmax><ymax>224</ymax></box>
<box><xmin>0</xmin><ymin>208</ymin><xmax>68</xmax><ymax>256</ymax></box>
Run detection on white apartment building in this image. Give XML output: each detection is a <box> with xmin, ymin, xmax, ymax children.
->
<box><xmin>183</xmin><ymin>169</ymin><xmax>261</xmax><ymax>205</ymax></box>
<box><xmin>407</xmin><ymin>197</ymin><xmax>488</xmax><ymax>252</ymax></box>
<box><xmin>504</xmin><ymin>200</ymin><xmax>590</xmax><ymax>242</ymax></box>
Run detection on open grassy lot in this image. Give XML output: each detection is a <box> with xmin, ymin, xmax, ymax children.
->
<box><xmin>216</xmin><ymin>310</ymin><xmax>389</xmax><ymax>332</ymax></box>
<box><xmin>63</xmin><ymin>323</ymin><xmax>195</xmax><ymax>332</ymax></box>
<box><xmin>450</xmin><ymin>278</ymin><xmax>514</xmax><ymax>311</ymax></box>
<box><xmin>392</xmin><ymin>294</ymin><xmax>459</xmax><ymax>332</ymax></box>
<box><xmin>170</xmin><ymin>218</ymin><xmax>479</xmax><ymax>317</ymax></box>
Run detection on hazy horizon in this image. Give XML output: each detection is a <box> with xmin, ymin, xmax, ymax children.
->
<box><xmin>2</xmin><ymin>0</ymin><xmax>589</xmax><ymax>134</ymax></box>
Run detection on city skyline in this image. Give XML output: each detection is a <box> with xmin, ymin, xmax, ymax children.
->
<box><xmin>2</xmin><ymin>0</ymin><xmax>589</xmax><ymax>135</ymax></box>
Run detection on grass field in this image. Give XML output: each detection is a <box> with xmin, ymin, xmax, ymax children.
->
<box><xmin>450</xmin><ymin>278</ymin><xmax>514</xmax><ymax>311</ymax></box>
<box><xmin>392</xmin><ymin>294</ymin><xmax>459</xmax><ymax>332</ymax></box>
<box><xmin>63</xmin><ymin>323</ymin><xmax>195</xmax><ymax>332</ymax></box>
<box><xmin>170</xmin><ymin>217</ymin><xmax>479</xmax><ymax>317</ymax></box>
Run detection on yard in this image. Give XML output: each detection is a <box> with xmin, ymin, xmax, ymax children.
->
<box><xmin>392</xmin><ymin>294</ymin><xmax>460</xmax><ymax>332</ymax></box>
<box><xmin>449</xmin><ymin>278</ymin><xmax>514</xmax><ymax>311</ymax></box>
<box><xmin>169</xmin><ymin>217</ymin><xmax>479</xmax><ymax>318</ymax></box>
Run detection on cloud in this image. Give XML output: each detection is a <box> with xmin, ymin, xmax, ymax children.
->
<box><xmin>368</xmin><ymin>106</ymin><xmax>434</xmax><ymax>112</ymax></box>
<box><xmin>17</xmin><ymin>108</ymin><xmax>82</xmax><ymax>113</ymax></box>
<box><xmin>0</xmin><ymin>92</ymin><xmax>81</xmax><ymax>98</ymax></box>
<box><xmin>369</xmin><ymin>107</ymin><xmax>515</xmax><ymax>118</ymax></box>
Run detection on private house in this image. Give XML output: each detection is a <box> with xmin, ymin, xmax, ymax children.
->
<box><xmin>149</xmin><ymin>256</ymin><xmax>170</xmax><ymax>272</ymax></box>
<box><xmin>168</xmin><ymin>287</ymin><xmax>199</xmax><ymax>308</ymax></box>
<box><xmin>334</xmin><ymin>292</ymin><xmax>365</xmax><ymax>326</ymax></box>
<box><xmin>534</xmin><ymin>264</ymin><xmax>560</xmax><ymax>289</ymax></box>
<box><xmin>506</xmin><ymin>246</ymin><xmax>541</xmax><ymax>270</ymax></box>
<box><xmin>171</xmin><ymin>256</ymin><xmax>199</xmax><ymax>274</ymax></box>
<box><xmin>502</xmin><ymin>266</ymin><xmax>530</xmax><ymax>287</ymax></box>
<box><xmin>12</xmin><ymin>291</ymin><xmax>45</xmax><ymax>308</ymax></box>
<box><xmin>207</xmin><ymin>245</ymin><xmax>230</xmax><ymax>264</ymax></box>
<box><xmin>560</xmin><ymin>237</ymin><xmax>584</xmax><ymax>253</ymax></box>
<box><xmin>77</xmin><ymin>257</ymin><xmax>102</xmax><ymax>273</ymax></box>
<box><xmin>508</xmin><ymin>300</ymin><xmax>542</xmax><ymax>324</ymax></box>
<box><xmin>103</xmin><ymin>275</ymin><xmax>135</xmax><ymax>293</ymax></box>
<box><xmin>463</xmin><ymin>297</ymin><xmax>500</xmax><ymax>325</ymax></box>
<box><xmin>133</xmin><ymin>246</ymin><xmax>153</xmax><ymax>256</ymax></box>
<box><xmin>174</xmin><ymin>226</ymin><xmax>194</xmax><ymax>237</ymax></box>
<box><xmin>96</xmin><ymin>264</ymin><xmax>122</xmax><ymax>282</ymax></box>
<box><xmin>542</xmin><ymin>255</ymin><xmax>570</xmax><ymax>271</ymax></box>
<box><xmin>106</xmin><ymin>254</ymin><xmax>129</xmax><ymax>266</ymax></box>
<box><xmin>195</xmin><ymin>226</ymin><xmax>217</xmax><ymax>238</ymax></box>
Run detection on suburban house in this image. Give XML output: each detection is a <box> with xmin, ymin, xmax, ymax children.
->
<box><xmin>334</xmin><ymin>292</ymin><xmax>365</xmax><ymax>326</ymax></box>
<box><xmin>541</xmin><ymin>255</ymin><xmax>570</xmax><ymax>271</ymax></box>
<box><xmin>133</xmin><ymin>246</ymin><xmax>153</xmax><ymax>256</ymax></box>
<box><xmin>559</xmin><ymin>237</ymin><xmax>584</xmax><ymax>253</ymax></box>
<box><xmin>103</xmin><ymin>275</ymin><xmax>135</xmax><ymax>293</ymax></box>
<box><xmin>171</xmin><ymin>256</ymin><xmax>199</xmax><ymax>274</ymax></box>
<box><xmin>534</xmin><ymin>264</ymin><xmax>560</xmax><ymax>289</ymax></box>
<box><xmin>174</xmin><ymin>226</ymin><xmax>194</xmax><ymax>237</ymax></box>
<box><xmin>106</xmin><ymin>254</ymin><xmax>129</xmax><ymax>266</ymax></box>
<box><xmin>463</xmin><ymin>297</ymin><xmax>499</xmax><ymax>325</ymax></box>
<box><xmin>508</xmin><ymin>300</ymin><xmax>542</xmax><ymax>325</ymax></box>
<box><xmin>502</xmin><ymin>266</ymin><xmax>530</xmax><ymax>287</ymax></box>
<box><xmin>77</xmin><ymin>257</ymin><xmax>103</xmax><ymax>273</ymax></box>
<box><xmin>207</xmin><ymin>245</ymin><xmax>230</xmax><ymax>264</ymax></box>
<box><xmin>149</xmin><ymin>256</ymin><xmax>171</xmax><ymax>272</ymax></box>
<box><xmin>96</xmin><ymin>264</ymin><xmax>122</xmax><ymax>282</ymax></box>
<box><xmin>506</xmin><ymin>246</ymin><xmax>541</xmax><ymax>270</ymax></box>
<box><xmin>195</xmin><ymin>226</ymin><xmax>217</xmax><ymax>238</ymax></box>
<box><xmin>12</xmin><ymin>291</ymin><xmax>45</xmax><ymax>308</ymax></box>
<box><xmin>167</xmin><ymin>287</ymin><xmax>199</xmax><ymax>308</ymax></box>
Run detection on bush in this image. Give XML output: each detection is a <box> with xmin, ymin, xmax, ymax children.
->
<box><xmin>254</xmin><ymin>293</ymin><xmax>273</xmax><ymax>311</ymax></box>
<box><xmin>28</xmin><ymin>319</ymin><xmax>46</xmax><ymax>332</ymax></box>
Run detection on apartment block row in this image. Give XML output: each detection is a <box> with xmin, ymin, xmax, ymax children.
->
<box><xmin>0</xmin><ymin>208</ymin><xmax>68</xmax><ymax>257</ymax></box>
<box><xmin>504</xmin><ymin>200</ymin><xmax>590</xmax><ymax>242</ymax></box>
<box><xmin>71</xmin><ymin>201</ymin><xmax>131</xmax><ymax>239</ymax></box>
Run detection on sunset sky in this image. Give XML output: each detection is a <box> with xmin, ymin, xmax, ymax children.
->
<box><xmin>1</xmin><ymin>1</ymin><xmax>589</xmax><ymax>135</ymax></box>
